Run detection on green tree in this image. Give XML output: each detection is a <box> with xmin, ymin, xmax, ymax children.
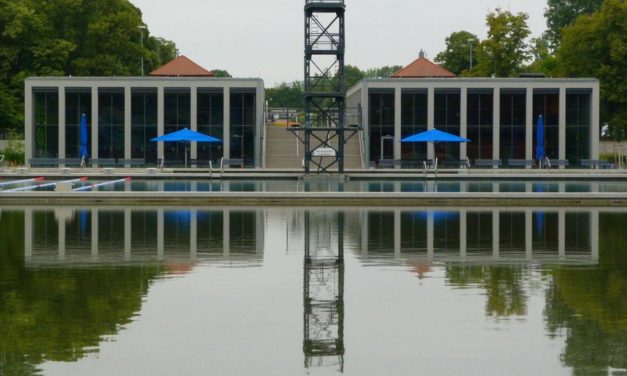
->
<box><xmin>557</xmin><ymin>0</ymin><xmax>627</xmax><ymax>140</ymax></box>
<box><xmin>364</xmin><ymin>65</ymin><xmax>403</xmax><ymax>78</ymax></box>
<box><xmin>266</xmin><ymin>82</ymin><xmax>304</xmax><ymax>108</ymax></box>
<box><xmin>344</xmin><ymin>64</ymin><xmax>366</xmax><ymax>89</ymax></box>
<box><xmin>473</xmin><ymin>9</ymin><xmax>531</xmax><ymax>77</ymax></box>
<box><xmin>211</xmin><ymin>69</ymin><xmax>232</xmax><ymax>78</ymax></box>
<box><xmin>544</xmin><ymin>0</ymin><xmax>604</xmax><ymax>50</ymax></box>
<box><xmin>435</xmin><ymin>31</ymin><xmax>479</xmax><ymax>75</ymax></box>
<box><xmin>526</xmin><ymin>36</ymin><xmax>559</xmax><ymax>75</ymax></box>
<box><xmin>0</xmin><ymin>0</ymin><xmax>177</xmax><ymax>130</ymax></box>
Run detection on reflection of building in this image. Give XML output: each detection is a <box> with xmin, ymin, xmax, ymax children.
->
<box><xmin>23</xmin><ymin>207</ymin><xmax>264</xmax><ymax>266</ymax></box>
<box><xmin>303</xmin><ymin>211</ymin><xmax>345</xmax><ymax>371</ymax></box>
<box><xmin>25</xmin><ymin>56</ymin><xmax>264</xmax><ymax>167</ymax></box>
<box><xmin>361</xmin><ymin>208</ymin><xmax>599</xmax><ymax>263</ymax></box>
<box><xmin>347</xmin><ymin>54</ymin><xmax>600</xmax><ymax>166</ymax></box>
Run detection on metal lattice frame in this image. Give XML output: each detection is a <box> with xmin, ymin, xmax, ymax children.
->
<box><xmin>303</xmin><ymin>211</ymin><xmax>345</xmax><ymax>370</ymax></box>
<box><xmin>290</xmin><ymin>0</ymin><xmax>359</xmax><ymax>174</ymax></box>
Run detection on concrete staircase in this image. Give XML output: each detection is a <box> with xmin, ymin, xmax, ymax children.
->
<box><xmin>264</xmin><ymin>125</ymin><xmax>363</xmax><ymax>170</ymax></box>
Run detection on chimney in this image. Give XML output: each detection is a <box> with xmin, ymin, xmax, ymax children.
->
<box><xmin>419</xmin><ymin>49</ymin><xmax>425</xmax><ymax>59</ymax></box>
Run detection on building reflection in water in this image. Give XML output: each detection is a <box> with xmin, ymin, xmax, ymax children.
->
<box><xmin>360</xmin><ymin>208</ymin><xmax>599</xmax><ymax>264</ymax></box>
<box><xmin>303</xmin><ymin>211</ymin><xmax>345</xmax><ymax>371</ymax></box>
<box><xmin>23</xmin><ymin>207</ymin><xmax>264</xmax><ymax>267</ymax></box>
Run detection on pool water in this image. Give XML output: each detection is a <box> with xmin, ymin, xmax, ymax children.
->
<box><xmin>0</xmin><ymin>206</ymin><xmax>625</xmax><ymax>375</ymax></box>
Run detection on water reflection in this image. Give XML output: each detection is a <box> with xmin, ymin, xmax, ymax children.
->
<box><xmin>24</xmin><ymin>207</ymin><xmax>264</xmax><ymax>267</ymax></box>
<box><xmin>0</xmin><ymin>206</ymin><xmax>625</xmax><ymax>375</ymax></box>
<box><xmin>303</xmin><ymin>211</ymin><xmax>345</xmax><ymax>371</ymax></box>
<box><xmin>360</xmin><ymin>208</ymin><xmax>599</xmax><ymax>263</ymax></box>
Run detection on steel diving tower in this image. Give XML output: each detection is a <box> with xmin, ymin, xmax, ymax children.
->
<box><xmin>290</xmin><ymin>0</ymin><xmax>358</xmax><ymax>174</ymax></box>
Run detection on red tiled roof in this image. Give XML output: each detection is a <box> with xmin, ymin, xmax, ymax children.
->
<box><xmin>149</xmin><ymin>55</ymin><xmax>215</xmax><ymax>77</ymax></box>
<box><xmin>392</xmin><ymin>55</ymin><xmax>455</xmax><ymax>78</ymax></box>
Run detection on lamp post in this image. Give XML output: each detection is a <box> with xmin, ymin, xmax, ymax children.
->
<box><xmin>138</xmin><ymin>25</ymin><xmax>147</xmax><ymax>76</ymax></box>
<box><xmin>467</xmin><ymin>38</ymin><xmax>474</xmax><ymax>70</ymax></box>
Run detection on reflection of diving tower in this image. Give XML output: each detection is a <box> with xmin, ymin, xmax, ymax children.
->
<box><xmin>290</xmin><ymin>0</ymin><xmax>358</xmax><ymax>174</ymax></box>
<box><xmin>303</xmin><ymin>211</ymin><xmax>345</xmax><ymax>370</ymax></box>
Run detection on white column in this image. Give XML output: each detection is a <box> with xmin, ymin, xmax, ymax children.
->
<box><xmin>190</xmin><ymin>209</ymin><xmax>197</xmax><ymax>260</ymax></box>
<box><xmin>460</xmin><ymin>87</ymin><xmax>468</xmax><ymax>161</ymax></box>
<box><xmin>58</xmin><ymin>215</ymin><xmax>66</xmax><ymax>260</ymax></box>
<box><xmin>427</xmin><ymin>87</ymin><xmax>435</xmax><ymax>160</ymax></box>
<box><xmin>362</xmin><ymin>85</ymin><xmax>370</xmax><ymax>167</ymax></box>
<box><xmin>124</xmin><ymin>86</ymin><xmax>132</xmax><ymax>162</ymax></box>
<box><xmin>223</xmin><ymin>87</ymin><xmax>231</xmax><ymax>159</ymax></box>
<box><xmin>157</xmin><ymin>209</ymin><xmax>164</xmax><ymax>261</ymax></box>
<box><xmin>427</xmin><ymin>211</ymin><xmax>434</xmax><ymax>259</ymax></box>
<box><xmin>223</xmin><ymin>209</ymin><xmax>230</xmax><ymax>256</ymax></box>
<box><xmin>459</xmin><ymin>209</ymin><xmax>467</xmax><ymax>258</ymax></box>
<box><xmin>256</xmin><ymin>210</ymin><xmax>265</xmax><ymax>256</ymax></box>
<box><xmin>394</xmin><ymin>87</ymin><xmax>402</xmax><ymax>162</ymax></box>
<box><xmin>525</xmin><ymin>210</ymin><xmax>532</xmax><ymax>260</ymax></box>
<box><xmin>190</xmin><ymin>86</ymin><xmax>198</xmax><ymax>160</ymax></box>
<box><xmin>394</xmin><ymin>209</ymin><xmax>401</xmax><ymax>258</ymax></box>
<box><xmin>124</xmin><ymin>209</ymin><xmax>131</xmax><ymax>260</ymax></box>
<box><xmin>91</xmin><ymin>210</ymin><xmax>98</xmax><ymax>258</ymax></box>
<box><xmin>590</xmin><ymin>210</ymin><xmax>599</xmax><ymax>260</ymax></box>
<box><xmin>24</xmin><ymin>208</ymin><xmax>33</xmax><ymax>261</ymax></box>
<box><xmin>91</xmin><ymin>87</ymin><xmax>99</xmax><ymax>165</ymax></box>
<box><xmin>492</xmin><ymin>88</ymin><xmax>500</xmax><ymax>167</ymax></box>
<box><xmin>525</xmin><ymin>88</ymin><xmax>534</xmax><ymax>166</ymax></box>
<box><xmin>361</xmin><ymin>211</ymin><xmax>368</xmax><ymax>256</ymax></box>
<box><xmin>591</xmin><ymin>85</ymin><xmax>600</xmax><ymax>159</ymax></box>
<box><xmin>58</xmin><ymin>86</ymin><xmax>66</xmax><ymax>161</ymax></box>
<box><xmin>558</xmin><ymin>210</ymin><xmax>566</xmax><ymax>259</ymax></box>
<box><xmin>24</xmin><ymin>84</ymin><xmax>33</xmax><ymax>162</ymax></box>
<box><xmin>157</xmin><ymin>87</ymin><xmax>165</xmax><ymax>159</ymax></box>
<box><xmin>492</xmin><ymin>210</ymin><xmax>500</xmax><ymax>258</ymax></box>
<box><xmin>559</xmin><ymin>87</ymin><xmax>566</xmax><ymax>166</ymax></box>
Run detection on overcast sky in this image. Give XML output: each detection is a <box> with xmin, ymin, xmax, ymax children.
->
<box><xmin>130</xmin><ymin>0</ymin><xmax>549</xmax><ymax>86</ymax></box>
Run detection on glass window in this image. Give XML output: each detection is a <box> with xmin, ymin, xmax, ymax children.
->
<box><xmin>66</xmin><ymin>89</ymin><xmax>92</xmax><ymax>158</ymax></box>
<box><xmin>369</xmin><ymin>91</ymin><xmax>395</xmax><ymax>163</ymax></box>
<box><xmin>467</xmin><ymin>91</ymin><xmax>493</xmax><ymax>160</ymax></box>
<box><xmin>163</xmin><ymin>89</ymin><xmax>191</xmax><ymax>164</ymax></box>
<box><xmin>33</xmin><ymin>90</ymin><xmax>59</xmax><ymax>158</ymax></box>
<box><xmin>98</xmin><ymin>89</ymin><xmax>124</xmax><ymax>159</ymax></box>
<box><xmin>500</xmin><ymin>91</ymin><xmax>526</xmax><ymax>163</ymax></box>
<box><xmin>401</xmin><ymin>90</ymin><xmax>427</xmax><ymax>164</ymax></box>
<box><xmin>434</xmin><ymin>90</ymin><xmax>461</xmax><ymax>162</ymax></box>
<box><xmin>131</xmin><ymin>89</ymin><xmax>158</xmax><ymax>163</ymax></box>
<box><xmin>230</xmin><ymin>90</ymin><xmax>256</xmax><ymax>166</ymax></box>
<box><xmin>198</xmin><ymin>90</ymin><xmax>224</xmax><ymax>163</ymax></box>
<box><xmin>566</xmin><ymin>91</ymin><xmax>591</xmax><ymax>165</ymax></box>
<box><xmin>533</xmin><ymin>91</ymin><xmax>559</xmax><ymax>160</ymax></box>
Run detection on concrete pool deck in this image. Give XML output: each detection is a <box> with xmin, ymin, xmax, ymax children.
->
<box><xmin>1</xmin><ymin>167</ymin><xmax>625</xmax><ymax>207</ymax></box>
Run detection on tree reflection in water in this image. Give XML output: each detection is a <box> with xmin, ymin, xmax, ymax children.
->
<box><xmin>0</xmin><ymin>211</ymin><xmax>161</xmax><ymax>375</ymax></box>
<box><xmin>544</xmin><ymin>214</ymin><xmax>627</xmax><ymax>375</ymax></box>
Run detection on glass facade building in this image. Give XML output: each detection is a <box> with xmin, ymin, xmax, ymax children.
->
<box><xmin>26</xmin><ymin>77</ymin><xmax>264</xmax><ymax>167</ymax></box>
<box><xmin>348</xmin><ymin>78</ymin><xmax>600</xmax><ymax>168</ymax></box>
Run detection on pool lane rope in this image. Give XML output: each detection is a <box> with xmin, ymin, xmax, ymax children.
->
<box><xmin>0</xmin><ymin>177</ymin><xmax>44</xmax><ymax>188</ymax></box>
<box><xmin>4</xmin><ymin>177</ymin><xmax>88</xmax><ymax>192</ymax></box>
<box><xmin>73</xmin><ymin>177</ymin><xmax>131</xmax><ymax>192</ymax></box>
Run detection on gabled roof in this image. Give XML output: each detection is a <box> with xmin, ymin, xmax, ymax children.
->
<box><xmin>392</xmin><ymin>51</ymin><xmax>455</xmax><ymax>78</ymax></box>
<box><xmin>149</xmin><ymin>55</ymin><xmax>215</xmax><ymax>77</ymax></box>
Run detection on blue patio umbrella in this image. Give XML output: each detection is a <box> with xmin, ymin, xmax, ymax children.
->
<box><xmin>536</xmin><ymin>115</ymin><xmax>545</xmax><ymax>167</ymax></box>
<box><xmin>401</xmin><ymin>129</ymin><xmax>470</xmax><ymax>143</ymax></box>
<box><xmin>151</xmin><ymin>128</ymin><xmax>222</xmax><ymax>167</ymax></box>
<box><xmin>79</xmin><ymin>113</ymin><xmax>88</xmax><ymax>159</ymax></box>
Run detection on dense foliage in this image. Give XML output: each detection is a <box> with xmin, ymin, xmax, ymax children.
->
<box><xmin>434</xmin><ymin>31</ymin><xmax>480</xmax><ymax>76</ymax></box>
<box><xmin>0</xmin><ymin>0</ymin><xmax>177</xmax><ymax>130</ymax></box>
<box><xmin>544</xmin><ymin>0</ymin><xmax>604</xmax><ymax>49</ymax></box>
<box><xmin>557</xmin><ymin>0</ymin><xmax>627</xmax><ymax>140</ymax></box>
<box><xmin>435</xmin><ymin>0</ymin><xmax>626</xmax><ymax>138</ymax></box>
